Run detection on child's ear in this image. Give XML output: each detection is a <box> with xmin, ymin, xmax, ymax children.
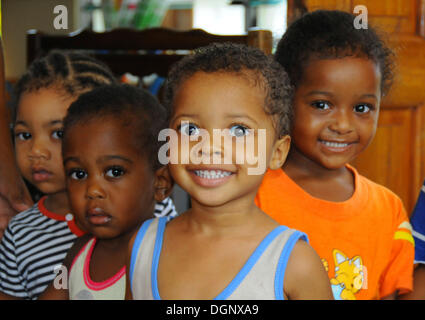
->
<box><xmin>269</xmin><ymin>135</ymin><xmax>291</xmax><ymax>170</ymax></box>
<box><xmin>154</xmin><ymin>165</ymin><xmax>174</xmax><ymax>201</ymax></box>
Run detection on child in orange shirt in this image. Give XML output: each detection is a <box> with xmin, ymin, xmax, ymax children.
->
<box><xmin>255</xmin><ymin>10</ymin><xmax>414</xmax><ymax>300</ymax></box>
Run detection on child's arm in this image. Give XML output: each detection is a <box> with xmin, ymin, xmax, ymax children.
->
<box><xmin>37</xmin><ymin>235</ymin><xmax>91</xmax><ymax>300</ymax></box>
<box><xmin>0</xmin><ymin>48</ymin><xmax>32</xmax><ymax>236</ymax></box>
<box><xmin>284</xmin><ymin>240</ymin><xmax>334</xmax><ymax>300</ymax></box>
<box><xmin>398</xmin><ymin>264</ymin><xmax>425</xmax><ymax>300</ymax></box>
<box><xmin>0</xmin><ymin>38</ymin><xmax>33</xmax><ymax>237</ymax></box>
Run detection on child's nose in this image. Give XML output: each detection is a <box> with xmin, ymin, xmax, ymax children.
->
<box><xmin>85</xmin><ymin>177</ymin><xmax>106</xmax><ymax>200</ymax></box>
<box><xmin>329</xmin><ymin>109</ymin><xmax>354</xmax><ymax>134</ymax></box>
<box><xmin>29</xmin><ymin>137</ymin><xmax>50</xmax><ymax>159</ymax></box>
<box><xmin>191</xmin><ymin>130</ymin><xmax>224</xmax><ymax>163</ymax></box>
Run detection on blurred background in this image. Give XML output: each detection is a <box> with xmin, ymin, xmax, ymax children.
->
<box><xmin>2</xmin><ymin>0</ymin><xmax>287</xmax><ymax>80</ymax></box>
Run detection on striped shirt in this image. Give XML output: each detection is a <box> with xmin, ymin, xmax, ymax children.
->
<box><xmin>411</xmin><ymin>181</ymin><xmax>425</xmax><ymax>264</ymax></box>
<box><xmin>0</xmin><ymin>196</ymin><xmax>178</xmax><ymax>299</ymax></box>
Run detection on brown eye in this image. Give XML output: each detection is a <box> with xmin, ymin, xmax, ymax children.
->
<box><xmin>354</xmin><ymin>104</ymin><xmax>372</xmax><ymax>113</ymax></box>
<box><xmin>311</xmin><ymin>101</ymin><xmax>330</xmax><ymax>110</ymax></box>
<box><xmin>52</xmin><ymin>130</ymin><xmax>64</xmax><ymax>139</ymax></box>
<box><xmin>106</xmin><ymin>166</ymin><xmax>125</xmax><ymax>178</ymax></box>
<box><xmin>15</xmin><ymin>132</ymin><xmax>31</xmax><ymax>140</ymax></box>
<box><xmin>69</xmin><ymin>169</ymin><xmax>87</xmax><ymax>180</ymax></box>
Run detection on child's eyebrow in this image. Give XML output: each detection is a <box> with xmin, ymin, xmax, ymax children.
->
<box><xmin>14</xmin><ymin>120</ymin><xmax>27</xmax><ymax>127</ymax></box>
<box><xmin>305</xmin><ymin>90</ymin><xmax>333</xmax><ymax>97</ymax></box>
<box><xmin>305</xmin><ymin>91</ymin><xmax>378</xmax><ymax>101</ymax></box>
<box><xmin>170</xmin><ymin>114</ymin><xmax>199</xmax><ymax>123</ymax></box>
<box><xmin>63</xmin><ymin>156</ymin><xmax>79</xmax><ymax>165</ymax></box>
<box><xmin>98</xmin><ymin>155</ymin><xmax>134</xmax><ymax>164</ymax></box>
<box><xmin>14</xmin><ymin>119</ymin><xmax>63</xmax><ymax>128</ymax></box>
<box><xmin>359</xmin><ymin>93</ymin><xmax>378</xmax><ymax>100</ymax></box>
<box><xmin>63</xmin><ymin>155</ymin><xmax>134</xmax><ymax>165</ymax></box>
<box><xmin>224</xmin><ymin>114</ymin><xmax>258</xmax><ymax>125</ymax></box>
<box><xmin>46</xmin><ymin>120</ymin><xmax>63</xmax><ymax>126</ymax></box>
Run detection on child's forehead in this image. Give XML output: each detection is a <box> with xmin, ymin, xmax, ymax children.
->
<box><xmin>175</xmin><ymin>70</ymin><xmax>266</xmax><ymax>104</ymax></box>
<box><xmin>16</xmin><ymin>88</ymin><xmax>76</xmax><ymax>122</ymax></box>
<box><xmin>65</xmin><ymin>115</ymin><xmax>134</xmax><ymax>136</ymax></box>
<box><xmin>184</xmin><ymin>69</ymin><xmax>263</xmax><ymax>87</ymax></box>
<box><xmin>299</xmin><ymin>56</ymin><xmax>382</xmax><ymax>87</ymax></box>
<box><xmin>172</xmin><ymin>71</ymin><xmax>267</xmax><ymax>116</ymax></box>
<box><xmin>63</xmin><ymin>118</ymin><xmax>144</xmax><ymax>158</ymax></box>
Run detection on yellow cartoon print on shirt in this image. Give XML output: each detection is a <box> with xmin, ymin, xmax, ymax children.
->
<box><xmin>322</xmin><ymin>249</ymin><xmax>365</xmax><ymax>300</ymax></box>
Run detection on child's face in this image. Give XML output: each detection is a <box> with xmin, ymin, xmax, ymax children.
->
<box><xmin>291</xmin><ymin>57</ymin><xmax>381</xmax><ymax>169</ymax></box>
<box><xmin>63</xmin><ymin>117</ymin><xmax>159</xmax><ymax>239</ymax></box>
<box><xmin>168</xmin><ymin>71</ymin><xmax>289</xmax><ymax>207</ymax></box>
<box><xmin>14</xmin><ymin>88</ymin><xmax>75</xmax><ymax>195</ymax></box>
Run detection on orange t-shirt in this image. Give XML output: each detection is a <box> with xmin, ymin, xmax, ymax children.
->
<box><xmin>255</xmin><ymin>165</ymin><xmax>414</xmax><ymax>300</ymax></box>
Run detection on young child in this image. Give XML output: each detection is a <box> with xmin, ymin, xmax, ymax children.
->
<box><xmin>126</xmin><ymin>43</ymin><xmax>333</xmax><ymax>300</ymax></box>
<box><xmin>0</xmin><ymin>51</ymin><xmax>176</xmax><ymax>299</ymax></box>
<box><xmin>33</xmin><ymin>84</ymin><xmax>173</xmax><ymax>300</ymax></box>
<box><xmin>255</xmin><ymin>10</ymin><xmax>414</xmax><ymax>300</ymax></box>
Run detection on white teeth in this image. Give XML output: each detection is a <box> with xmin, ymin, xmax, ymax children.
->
<box><xmin>194</xmin><ymin>170</ymin><xmax>232</xmax><ymax>179</ymax></box>
<box><xmin>321</xmin><ymin>141</ymin><xmax>349</xmax><ymax>148</ymax></box>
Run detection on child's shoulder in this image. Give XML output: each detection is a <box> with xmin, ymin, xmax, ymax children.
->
<box><xmin>355</xmin><ymin>169</ymin><xmax>403</xmax><ymax>204</ymax></box>
<box><xmin>353</xmin><ymin>167</ymin><xmax>408</xmax><ymax>222</ymax></box>
<box><xmin>128</xmin><ymin>217</ymin><xmax>164</xmax><ymax>250</ymax></box>
<box><xmin>5</xmin><ymin>201</ymin><xmax>45</xmax><ymax>232</ymax></box>
<box><xmin>284</xmin><ymin>237</ymin><xmax>334</xmax><ymax>299</ymax></box>
<box><xmin>61</xmin><ymin>234</ymin><xmax>93</xmax><ymax>270</ymax></box>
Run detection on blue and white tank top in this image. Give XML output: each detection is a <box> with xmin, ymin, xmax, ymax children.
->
<box><xmin>129</xmin><ymin>217</ymin><xmax>308</xmax><ymax>300</ymax></box>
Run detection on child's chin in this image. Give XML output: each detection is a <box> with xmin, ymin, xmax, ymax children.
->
<box><xmin>322</xmin><ymin>162</ymin><xmax>348</xmax><ymax>170</ymax></box>
<box><xmin>193</xmin><ymin>195</ymin><xmax>232</xmax><ymax>208</ymax></box>
<box><xmin>319</xmin><ymin>156</ymin><xmax>353</xmax><ymax>170</ymax></box>
<box><xmin>33</xmin><ymin>183</ymin><xmax>64</xmax><ymax>196</ymax></box>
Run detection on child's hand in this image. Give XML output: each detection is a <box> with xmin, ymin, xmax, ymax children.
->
<box><xmin>0</xmin><ymin>179</ymin><xmax>33</xmax><ymax>238</ymax></box>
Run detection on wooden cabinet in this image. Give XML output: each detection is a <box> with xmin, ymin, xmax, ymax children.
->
<box><xmin>293</xmin><ymin>0</ymin><xmax>425</xmax><ymax>214</ymax></box>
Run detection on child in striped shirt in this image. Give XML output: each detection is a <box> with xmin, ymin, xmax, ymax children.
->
<box><xmin>0</xmin><ymin>51</ymin><xmax>176</xmax><ymax>300</ymax></box>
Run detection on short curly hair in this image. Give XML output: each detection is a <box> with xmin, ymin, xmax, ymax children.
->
<box><xmin>163</xmin><ymin>42</ymin><xmax>293</xmax><ymax>137</ymax></box>
<box><xmin>63</xmin><ymin>84</ymin><xmax>168</xmax><ymax>170</ymax></box>
<box><xmin>275</xmin><ymin>10</ymin><xmax>394</xmax><ymax>95</ymax></box>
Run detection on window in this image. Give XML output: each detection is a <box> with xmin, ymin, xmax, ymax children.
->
<box><xmin>192</xmin><ymin>0</ymin><xmax>287</xmax><ymax>49</ymax></box>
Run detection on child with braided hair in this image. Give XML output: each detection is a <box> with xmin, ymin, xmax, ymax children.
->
<box><xmin>0</xmin><ymin>51</ymin><xmax>177</xmax><ymax>299</ymax></box>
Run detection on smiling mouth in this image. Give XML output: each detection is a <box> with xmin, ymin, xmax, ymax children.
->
<box><xmin>190</xmin><ymin>169</ymin><xmax>234</xmax><ymax>187</ymax></box>
<box><xmin>319</xmin><ymin>139</ymin><xmax>355</xmax><ymax>151</ymax></box>
<box><xmin>193</xmin><ymin>170</ymin><xmax>233</xmax><ymax>179</ymax></box>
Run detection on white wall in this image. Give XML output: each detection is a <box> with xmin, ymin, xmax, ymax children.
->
<box><xmin>2</xmin><ymin>0</ymin><xmax>83</xmax><ymax>80</ymax></box>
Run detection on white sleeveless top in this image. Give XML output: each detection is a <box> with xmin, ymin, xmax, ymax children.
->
<box><xmin>69</xmin><ymin>238</ymin><xmax>126</xmax><ymax>300</ymax></box>
<box><xmin>129</xmin><ymin>217</ymin><xmax>308</xmax><ymax>300</ymax></box>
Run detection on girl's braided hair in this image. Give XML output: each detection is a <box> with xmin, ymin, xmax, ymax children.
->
<box><xmin>12</xmin><ymin>50</ymin><xmax>117</xmax><ymax>120</ymax></box>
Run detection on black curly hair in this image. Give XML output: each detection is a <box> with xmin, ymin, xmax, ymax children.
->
<box><xmin>63</xmin><ymin>84</ymin><xmax>168</xmax><ymax>170</ymax></box>
<box><xmin>13</xmin><ymin>50</ymin><xmax>117</xmax><ymax>122</ymax></box>
<box><xmin>163</xmin><ymin>42</ymin><xmax>293</xmax><ymax>137</ymax></box>
<box><xmin>275</xmin><ymin>10</ymin><xmax>394</xmax><ymax>95</ymax></box>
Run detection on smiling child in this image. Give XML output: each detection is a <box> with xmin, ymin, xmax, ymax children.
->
<box><xmin>255</xmin><ymin>10</ymin><xmax>414</xmax><ymax>299</ymax></box>
<box><xmin>126</xmin><ymin>43</ymin><xmax>333</xmax><ymax>300</ymax></box>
